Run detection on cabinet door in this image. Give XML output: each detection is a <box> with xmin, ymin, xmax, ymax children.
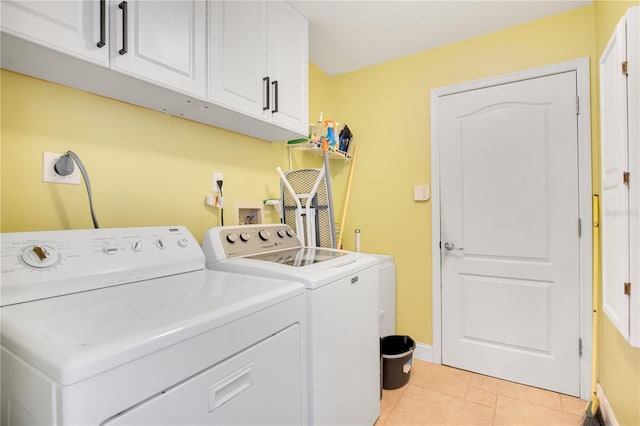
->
<box><xmin>267</xmin><ymin>1</ymin><xmax>308</xmax><ymax>134</ymax></box>
<box><xmin>627</xmin><ymin>6</ymin><xmax>640</xmax><ymax>348</ymax></box>
<box><xmin>599</xmin><ymin>8</ymin><xmax>640</xmax><ymax>347</ymax></box>
<box><xmin>110</xmin><ymin>0</ymin><xmax>206</xmax><ymax>99</ymax></box>
<box><xmin>600</xmin><ymin>10</ymin><xmax>630</xmax><ymax>343</ymax></box>
<box><xmin>0</xmin><ymin>0</ymin><xmax>108</xmax><ymax>67</ymax></box>
<box><xmin>209</xmin><ymin>1</ymin><xmax>268</xmax><ymax>119</ymax></box>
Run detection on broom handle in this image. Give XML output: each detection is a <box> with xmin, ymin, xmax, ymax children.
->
<box><xmin>337</xmin><ymin>146</ymin><xmax>358</xmax><ymax>249</ymax></box>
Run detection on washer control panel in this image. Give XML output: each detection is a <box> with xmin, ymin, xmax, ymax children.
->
<box><xmin>203</xmin><ymin>224</ymin><xmax>302</xmax><ymax>260</ymax></box>
<box><xmin>1</xmin><ymin>226</ymin><xmax>204</xmax><ymax>306</ymax></box>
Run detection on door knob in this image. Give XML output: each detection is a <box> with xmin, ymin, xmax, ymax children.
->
<box><xmin>443</xmin><ymin>241</ymin><xmax>463</xmax><ymax>251</ymax></box>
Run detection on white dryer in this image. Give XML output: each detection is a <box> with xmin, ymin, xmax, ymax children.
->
<box><xmin>202</xmin><ymin>224</ymin><xmax>380</xmax><ymax>426</ymax></box>
<box><xmin>1</xmin><ymin>226</ymin><xmax>306</xmax><ymax>425</ymax></box>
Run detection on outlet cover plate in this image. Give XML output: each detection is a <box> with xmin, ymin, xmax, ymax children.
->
<box><xmin>43</xmin><ymin>152</ymin><xmax>81</xmax><ymax>184</ymax></box>
<box><xmin>213</xmin><ymin>172</ymin><xmax>223</xmax><ymax>192</ymax></box>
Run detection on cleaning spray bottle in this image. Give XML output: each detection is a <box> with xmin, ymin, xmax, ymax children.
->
<box><xmin>324</xmin><ymin>120</ymin><xmax>338</xmax><ymax>150</ymax></box>
<box><xmin>311</xmin><ymin>112</ymin><xmax>324</xmax><ymax>145</ymax></box>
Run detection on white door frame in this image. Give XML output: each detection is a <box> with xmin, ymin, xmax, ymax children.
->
<box><xmin>430</xmin><ymin>58</ymin><xmax>593</xmax><ymax>400</ymax></box>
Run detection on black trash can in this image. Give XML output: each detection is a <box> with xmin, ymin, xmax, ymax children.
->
<box><xmin>380</xmin><ymin>335</ymin><xmax>415</xmax><ymax>390</ymax></box>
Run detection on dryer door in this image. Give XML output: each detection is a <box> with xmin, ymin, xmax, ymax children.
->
<box><xmin>104</xmin><ymin>324</ymin><xmax>303</xmax><ymax>425</ymax></box>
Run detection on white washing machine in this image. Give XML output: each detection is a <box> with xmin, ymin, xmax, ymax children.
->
<box><xmin>1</xmin><ymin>226</ymin><xmax>306</xmax><ymax>425</ymax></box>
<box><xmin>202</xmin><ymin>224</ymin><xmax>380</xmax><ymax>426</ymax></box>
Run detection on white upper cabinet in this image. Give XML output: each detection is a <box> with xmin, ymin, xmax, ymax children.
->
<box><xmin>1</xmin><ymin>0</ymin><xmax>109</xmax><ymax>67</ymax></box>
<box><xmin>110</xmin><ymin>0</ymin><xmax>206</xmax><ymax>98</ymax></box>
<box><xmin>1</xmin><ymin>1</ymin><xmax>206</xmax><ymax>99</ymax></box>
<box><xmin>267</xmin><ymin>1</ymin><xmax>308</xmax><ymax>133</ymax></box>
<box><xmin>209</xmin><ymin>1</ymin><xmax>268</xmax><ymax>118</ymax></box>
<box><xmin>0</xmin><ymin>0</ymin><xmax>308</xmax><ymax>142</ymax></box>
<box><xmin>206</xmin><ymin>0</ymin><xmax>308</xmax><ymax>139</ymax></box>
<box><xmin>600</xmin><ymin>6</ymin><xmax>639</xmax><ymax>347</ymax></box>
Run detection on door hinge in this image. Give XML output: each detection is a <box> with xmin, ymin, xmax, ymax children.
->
<box><xmin>579</xmin><ymin>338</ymin><xmax>583</xmax><ymax>357</ymax></box>
<box><xmin>624</xmin><ymin>171</ymin><xmax>630</xmax><ymax>185</ymax></box>
<box><xmin>576</xmin><ymin>96</ymin><xmax>580</xmax><ymax>115</ymax></box>
<box><xmin>578</xmin><ymin>218</ymin><xmax>582</xmax><ymax>238</ymax></box>
<box><xmin>624</xmin><ymin>282</ymin><xmax>631</xmax><ymax>295</ymax></box>
<box><xmin>622</xmin><ymin>61</ymin><xmax>628</xmax><ymax>75</ymax></box>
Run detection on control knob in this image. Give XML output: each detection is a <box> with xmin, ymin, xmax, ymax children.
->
<box><xmin>103</xmin><ymin>245</ymin><xmax>119</xmax><ymax>255</ymax></box>
<box><xmin>21</xmin><ymin>245</ymin><xmax>59</xmax><ymax>268</ymax></box>
<box><xmin>226</xmin><ymin>233</ymin><xmax>238</xmax><ymax>244</ymax></box>
<box><xmin>258</xmin><ymin>230</ymin><xmax>271</xmax><ymax>241</ymax></box>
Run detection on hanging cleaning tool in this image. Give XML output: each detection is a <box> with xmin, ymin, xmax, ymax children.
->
<box><xmin>321</xmin><ymin>138</ymin><xmax>337</xmax><ymax>248</ymax></box>
<box><xmin>337</xmin><ymin>145</ymin><xmax>358</xmax><ymax>249</ymax></box>
<box><xmin>582</xmin><ymin>195</ymin><xmax>604</xmax><ymax>426</ymax></box>
<box><xmin>339</xmin><ymin>124</ymin><xmax>353</xmax><ymax>153</ymax></box>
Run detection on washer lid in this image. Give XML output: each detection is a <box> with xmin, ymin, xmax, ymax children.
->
<box><xmin>208</xmin><ymin>251</ymin><xmax>378</xmax><ymax>289</ymax></box>
<box><xmin>245</xmin><ymin>247</ymin><xmax>349</xmax><ymax>267</ymax></box>
<box><xmin>0</xmin><ymin>270</ymin><xmax>304</xmax><ymax>386</ymax></box>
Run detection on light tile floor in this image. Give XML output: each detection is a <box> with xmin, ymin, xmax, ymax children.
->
<box><xmin>377</xmin><ymin>359</ymin><xmax>588</xmax><ymax>426</ymax></box>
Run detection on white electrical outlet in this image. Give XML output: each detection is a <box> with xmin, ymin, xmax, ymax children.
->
<box><xmin>43</xmin><ymin>152</ymin><xmax>81</xmax><ymax>184</ymax></box>
<box><xmin>212</xmin><ymin>172</ymin><xmax>224</xmax><ymax>192</ymax></box>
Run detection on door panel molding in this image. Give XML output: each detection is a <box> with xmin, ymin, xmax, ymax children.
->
<box><xmin>430</xmin><ymin>58</ymin><xmax>592</xmax><ymax>400</ymax></box>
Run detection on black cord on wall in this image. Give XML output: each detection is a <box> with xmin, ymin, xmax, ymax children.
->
<box><xmin>217</xmin><ymin>179</ymin><xmax>224</xmax><ymax>226</ymax></box>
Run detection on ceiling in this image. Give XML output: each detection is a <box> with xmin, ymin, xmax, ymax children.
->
<box><xmin>288</xmin><ymin>0</ymin><xmax>592</xmax><ymax>76</ymax></box>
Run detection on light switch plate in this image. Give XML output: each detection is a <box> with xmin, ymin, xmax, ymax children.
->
<box><xmin>414</xmin><ymin>185</ymin><xmax>430</xmax><ymax>201</ymax></box>
<box><xmin>212</xmin><ymin>172</ymin><xmax>223</xmax><ymax>192</ymax></box>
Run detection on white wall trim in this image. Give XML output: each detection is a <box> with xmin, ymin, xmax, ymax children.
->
<box><xmin>597</xmin><ymin>383</ymin><xmax>620</xmax><ymax>426</ymax></box>
<box><xmin>412</xmin><ymin>342</ymin><xmax>433</xmax><ymax>363</ymax></box>
<box><xmin>430</xmin><ymin>58</ymin><xmax>593</xmax><ymax>400</ymax></box>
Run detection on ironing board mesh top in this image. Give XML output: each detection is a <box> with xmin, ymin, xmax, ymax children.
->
<box><xmin>281</xmin><ymin>169</ymin><xmax>332</xmax><ymax>248</ymax></box>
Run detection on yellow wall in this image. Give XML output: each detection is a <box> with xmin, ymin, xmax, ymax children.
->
<box><xmin>2</xmin><ymin>3</ymin><xmax>640</xmax><ymax>423</ymax></box>
<box><xmin>0</xmin><ymin>70</ymin><xmax>289</xmax><ymax>238</ymax></box>
<box><xmin>330</xmin><ymin>5</ymin><xmax>597</xmax><ymax>345</ymax></box>
<box><xmin>593</xmin><ymin>3</ymin><xmax>640</xmax><ymax>425</ymax></box>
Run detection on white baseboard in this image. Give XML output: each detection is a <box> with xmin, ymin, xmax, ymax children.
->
<box><xmin>597</xmin><ymin>383</ymin><xmax>619</xmax><ymax>426</ymax></box>
<box><xmin>412</xmin><ymin>342</ymin><xmax>433</xmax><ymax>363</ymax></box>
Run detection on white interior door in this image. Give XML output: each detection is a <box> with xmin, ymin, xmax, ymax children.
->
<box><xmin>438</xmin><ymin>71</ymin><xmax>581</xmax><ymax>396</ymax></box>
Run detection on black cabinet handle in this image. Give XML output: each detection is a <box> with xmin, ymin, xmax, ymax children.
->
<box><xmin>263</xmin><ymin>76</ymin><xmax>270</xmax><ymax>111</ymax></box>
<box><xmin>119</xmin><ymin>1</ymin><xmax>128</xmax><ymax>55</ymax></box>
<box><xmin>272</xmin><ymin>80</ymin><xmax>278</xmax><ymax>113</ymax></box>
<box><xmin>97</xmin><ymin>0</ymin><xmax>106</xmax><ymax>48</ymax></box>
